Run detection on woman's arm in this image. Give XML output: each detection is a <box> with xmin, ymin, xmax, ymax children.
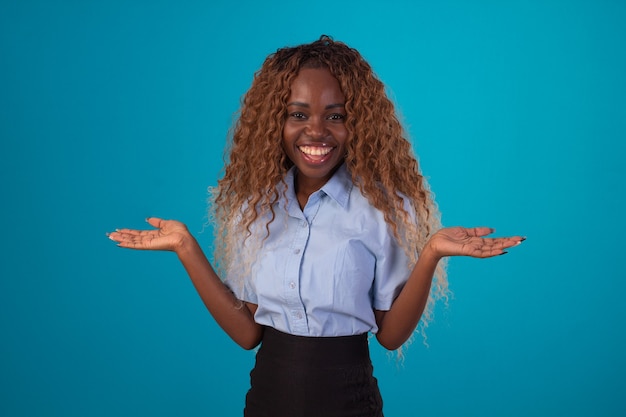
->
<box><xmin>108</xmin><ymin>217</ymin><xmax>263</xmax><ymax>350</ymax></box>
<box><xmin>374</xmin><ymin>227</ymin><xmax>524</xmax><ymax>350</ymax></box>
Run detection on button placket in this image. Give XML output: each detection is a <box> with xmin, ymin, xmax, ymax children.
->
<box><xmin>283</xmin><ymin>215</ymin><xmax>309</xmax><ymax>333</ymax></box>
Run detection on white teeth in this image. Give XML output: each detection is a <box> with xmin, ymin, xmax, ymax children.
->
<box><xmin>299</xmin><ymin>146</ymin><xmax>332</xmax><ymax>156</ymax></box>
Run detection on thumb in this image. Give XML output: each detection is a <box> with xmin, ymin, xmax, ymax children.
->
<box><xmin>146</xmin><ymin>217</ymin><xmax>165</xmax><ymax>229</ymax></box>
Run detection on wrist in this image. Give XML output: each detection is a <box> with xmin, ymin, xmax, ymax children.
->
<box><xmin>175</xmin><ymin>231</ymin><xmax>198</xmax><ymax>256</ymax></box>
<box><xmin>421</xmin><ymin>239</ymin><xmax>443</xmax><ymax>263</ymax></box>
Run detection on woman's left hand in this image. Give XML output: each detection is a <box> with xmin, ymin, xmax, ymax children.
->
<box><xmin>426</xmin><ymin>227</ymin><xmax>524</xmax><ymax>259</ymax></box>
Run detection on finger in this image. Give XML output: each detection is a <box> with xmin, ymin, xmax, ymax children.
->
<box><xmin>107</xmin><ymin>229</ymin><xmax>160</xmax><ymax>245</ymax></box>
<box><xmin>112</xmin><ymin>231</ymin><xmax>162</xmax><ymax>249</ymax></box>
<box><xmin>110</xmin><ymin>229</ymin><xmax>160</xmax><ymax>238</ymax></box>
<box><xmin>464</xmin><ymin>227</ymin><xmax>495</xmax><ymax>238</ymax></box>
<box><xmin>146</xmin><ymin>217</ymin><xmax>164</xmax><ymax>228</ymax></box>
<box><xmin>115</xmin><ymin>239</ymin><xmax>154</xmax><ymax>250</ymax></box>
<box><xmin>465</xmin><ymin>245</ymin><xmax>509</xmax><ymax>258</ymax></box>
<box><xmin>110</xmin><ymin>228</ymin><xmax>142</xmax><ymax>236</ymax></box>
<box><xmin>466</xmin><ymin>237</ymin><xmax>525</xmax><ymax>257</ymax></box>
<box><xmin>482</xmin><ymin>249</ymin><xmax>509</xmax><ymax>258</ymax></box>
<box><xmin>107</xmin><ymin>230</ymin><xmax>135</xmax><ymax>242</ymax></box>
<box><xmin>107</xmin><ymin>232</ymin><xmax>135</xmax><ymax>246</ymax></box>
<box><xmin>111</xmin><ymin>219</ymin><xmax>163</xmax><ymax>234</ymax></box>
<box><xmin>494</xmin><ymin>236</ymin><xmax>526</xmax><ymax>248</ymax></box>
<box><xmin>475</xmin><ymin>237</ymin><xmax>523</xmax><ymax>250</ymax></box>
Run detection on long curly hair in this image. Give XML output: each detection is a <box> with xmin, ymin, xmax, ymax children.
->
<box><xmin>210</xmin><ymin>35</ymin><xmax>448</xmax><ymax>344</ymax></box>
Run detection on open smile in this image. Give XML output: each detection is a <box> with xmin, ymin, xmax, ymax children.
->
<box><xmin>298</xmin><ymin>145</ymin><xmax>336</xmax><ymax>164</ymax></box>
<box><xmin>299</xmin><ymin>145</ymin><xmax>333</xmax><ymax>156</ymax></box>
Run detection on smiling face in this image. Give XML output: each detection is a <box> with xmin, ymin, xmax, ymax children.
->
<box><xmin>282</xmin><ymin>67</ymin><xmax>348</xmax><ymax>196</ymax></box>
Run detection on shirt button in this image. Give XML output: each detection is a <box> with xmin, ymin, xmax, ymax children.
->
<box><xmin>301</xmin><ymin>221</ymin><xmax>307</xmax><ymax>228</ymax></box>
<box><xmin>294</xmin><ymin>249</ymin><xmax>301</xmax><ymax>254</ymax></box>
<box><xmin>289</xmin><ymin>281</ymin><xmax>296</xmax><ymax>289</ymax></box>
<box><xmin>295</xmin><ymin>312</ymin><xmax>303</xmax><ymax>320</ymax></box>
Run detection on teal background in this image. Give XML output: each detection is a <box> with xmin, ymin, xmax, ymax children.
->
<box><xmin>2</xmin><ymin>0</ymin><xmax>625</xmax><ymax>416</ymax></box>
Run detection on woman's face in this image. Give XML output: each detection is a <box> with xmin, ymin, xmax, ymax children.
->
<box><xmin>282</xmin><ymin>67</ymin><xmax>348</xmax><ymax>192</ymax></box>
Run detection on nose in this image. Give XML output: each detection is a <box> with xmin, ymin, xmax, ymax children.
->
<box><xmin>305</xmin><ymin>117</ymin><xmax>327</xmax><ymax>138</ymax></box>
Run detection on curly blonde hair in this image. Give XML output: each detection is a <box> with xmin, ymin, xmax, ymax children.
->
<box><xmin>210</xmin><ymin>35</ymin><xmax>448</xmax><ymax>343</ymax></box>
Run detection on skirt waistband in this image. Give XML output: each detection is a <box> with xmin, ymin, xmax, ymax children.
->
<box><xmin>259</xmin><ymin>326</ymin><xmax>371</xmax><ymax>368</ymax></box>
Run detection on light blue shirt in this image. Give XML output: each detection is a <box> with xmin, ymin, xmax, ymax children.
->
<box><xmin>226</xmin><ymin>164</ymin><xmax>412</xmax><ymax>337</ymax></box>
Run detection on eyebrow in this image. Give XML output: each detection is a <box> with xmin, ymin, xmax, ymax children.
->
<box><xmin>286</xmin><ymin>102</ymin><xmax>345</xmax><ymax>109</ymax></box>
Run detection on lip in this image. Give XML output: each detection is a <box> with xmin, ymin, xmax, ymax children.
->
<box><xmin>297</xmin><ymin>144</ymin><xmax>336</xmax><ymax>165</ymax></box>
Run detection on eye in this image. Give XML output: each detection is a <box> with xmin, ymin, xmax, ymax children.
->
<box><xmin>327</xmin><ymin>113</ymin><xmax>345</xmax><ymax>121</ymax></box>
<box><xmin>289</xmin><ymin>112</ymin><xmax>307</xmax><ymax>120</ymax></box>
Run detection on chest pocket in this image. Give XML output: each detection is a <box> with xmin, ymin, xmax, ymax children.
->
<box><xmin>334</xmin><ymin>238</ymin><xmax>376</xmax><ymax>306</ymax></box>
<box><xmin>300</xmin><ymin>230</ymin><xmax>376</xmax><ymax>316</ymax></box>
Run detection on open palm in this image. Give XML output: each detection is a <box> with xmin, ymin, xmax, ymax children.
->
<box><xmin>429</xmin><ymin>227</ymin><xmax>524</xmax><ymax>259</ymax></box>
<box><xmin>107</xmin><ymin>217</ymin><xmax>190</xmax><ymax>252</ymax></box>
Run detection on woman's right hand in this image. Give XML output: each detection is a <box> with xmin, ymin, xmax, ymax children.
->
<box><xmin>108</xmin><ymin>217</ymin><xmax>263</xmax><ymax>349</ymax></box>
<box><xmin>107</xmin><ymin>217</ymin><xmax>191</xmax><ymax>252</ymax></box>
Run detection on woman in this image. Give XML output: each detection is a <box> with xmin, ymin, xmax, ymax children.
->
<box><xmin>108</xmin><ymin>35</ymin><xmax>523</xmax><ymax>416</ymax></box>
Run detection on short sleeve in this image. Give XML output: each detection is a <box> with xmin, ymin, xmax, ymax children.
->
<box><xmin>371</xmin><ymin>228</ymin><xmax>411</xmax><ymax>310</ymax></box>
<box><xmin>371</xmin><ymin>198</ymin><xmax>415</xmax><ymax>311</ymax></box>
<box><xmin>224</xmin><ymin>270</ymin><xmax>258</xmax><ymax>304</ymax></box>
<box><xmin>221</xmin><ymin>201</ymin><xmax>260</xmax><ymax>305</ymax></box>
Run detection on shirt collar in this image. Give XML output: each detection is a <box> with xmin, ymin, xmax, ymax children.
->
<box><xmin>283</xmin><ymin>163</ymin><xmax>353</xmax><ymax>210</ymax></box>
<box><xmin>319</xmin><ymin>163</ymin><xmax>352</xmax><ymax>209</ymax></box>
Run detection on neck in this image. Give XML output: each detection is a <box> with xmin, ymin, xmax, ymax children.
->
<box><xmin>294</xmin><ymin>171</ymin><xmax>326</xmax><ymax>210</ymax></box>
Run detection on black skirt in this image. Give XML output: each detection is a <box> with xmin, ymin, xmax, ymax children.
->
<box><xmin>244</xmin><ymin>326</ymin><xmax>384</xmax><ymax>417</ymax></box>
